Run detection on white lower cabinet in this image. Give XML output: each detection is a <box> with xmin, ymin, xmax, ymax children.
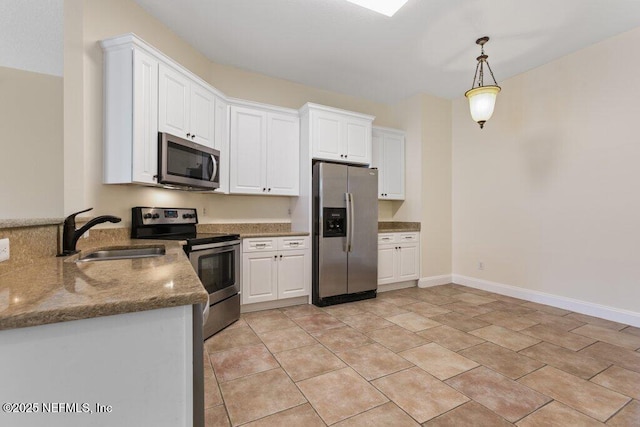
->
<box><xmin>242</xmin><ymin>237</ymin><xmax>310</xmax><ymax>304</ymax></box>
<box><xmin>378</xmin><ymin>232</ymin><xmax>420</xmax><ymax>285</ymax></box>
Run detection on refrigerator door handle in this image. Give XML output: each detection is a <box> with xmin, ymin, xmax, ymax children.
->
<box><xmin>346</xmin><ymin>192</ymin><xmax>355</xmax><ymax>252</ymax></box>
<box><xmin>345</xmin><ymin>192</ymin><xmax>350</xmax><ymax>252</ymax></box>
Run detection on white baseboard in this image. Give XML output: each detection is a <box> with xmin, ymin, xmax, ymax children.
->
<box><xmin>418</xmin><ymin>275</ymin><xmax>453</xmax><ymax>288</ymax></box>
<box><xmin>241</xmin><ymin>296</ymin><xmax>308</xmax><ymax>313</ymax></box>
<box><xmin>378</xmin><ymin>281</ymin><xmax>416</xmax><ymax>293</ymax></box>
<box><xmin>452</xmin><ymin>274</ymin><xmax>640</xmax><ymax>328</ymax></box>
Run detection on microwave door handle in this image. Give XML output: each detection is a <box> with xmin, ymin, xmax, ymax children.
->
<box><xmin>209</xmin><ymin>154</ymin><xmax>218</xmax><ymax>182</ymax></box>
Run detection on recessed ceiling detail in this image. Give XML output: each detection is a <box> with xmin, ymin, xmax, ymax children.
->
<box><xmin>343</xmin><ymin>0</ymin><xmax>409</xmax><ymax>17</ymax></box>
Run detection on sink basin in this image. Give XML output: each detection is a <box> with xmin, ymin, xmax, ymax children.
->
<box><xmin>76</xmin><ymin>245</ymin><xmax>166</xmax><ymax>262</ymax></box>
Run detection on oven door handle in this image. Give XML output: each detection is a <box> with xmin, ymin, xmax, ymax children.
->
<box><xmin>188</xmin><ymin>240</ymin><xmax>241</xmax><ymax>251</ymax></box>
<box><xmin>202</xmin><ymin>294</ymin><xmax>210</xmax><ymax>324</ymax></box>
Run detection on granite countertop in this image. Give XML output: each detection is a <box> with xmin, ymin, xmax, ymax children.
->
<box><xmin>378</xmin><ymin>221</ymin><xmax>421</xmax><ymax>233</ymax></box>
<box><xmin>239</xmin><ymin>231</ymin><xmax>310</xmax><ymax>238</ymax></box>
<box><xmin>0</xmin><ymin>218</ymin><xmax>63</xmax><ymax>229</ymax></box>
<box><xmin>0</xmin><ymin>240</ymin><xmax>208</xmax><ymax>331</ymax></box>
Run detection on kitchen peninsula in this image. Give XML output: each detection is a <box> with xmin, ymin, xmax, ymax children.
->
<box><xmin>0</xmin><ymin>238</ymin><xmax>207</xmax><ymax>427</ymax></box>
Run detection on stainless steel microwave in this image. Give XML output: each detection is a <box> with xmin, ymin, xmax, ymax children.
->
<box><xmin>157</xmin><ymin>132</ymin><xmax>220</xmax><ymax>190</ymax></box>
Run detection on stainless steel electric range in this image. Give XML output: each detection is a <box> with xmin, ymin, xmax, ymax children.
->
<box><xmin>131</xmin><ymin>207</ymin><xmax>240</xmax><ymax>339</ymax></box>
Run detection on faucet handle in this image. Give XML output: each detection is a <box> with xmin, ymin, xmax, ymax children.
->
<box><xmin>64</xmin><ymin>207</ymin><xmax>93</xmax><ymax>225</ymax></box>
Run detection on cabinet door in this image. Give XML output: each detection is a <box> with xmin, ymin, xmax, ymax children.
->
<box><xmin>312</xmin><ymin>110</ymin><xmax>342</xmax><ymax>161</ymax></box>
<box><xmin>277</xmin><ymin>249</ymin><xmax>309</xmax><ymax>299</ymax></box>
<box><xmin>344</xmin><ymin>118</ymin><xmax>371</xmax><ymax>165</ymax></box>
<box><xmin>382</xmin><ymin>133</ymin><xmax>405</xmax><ymax>200</ymax></box>
<box><xmin>213</xmin><ymin>96</ymin><xmax>229</xmax><ymax>193</ymax></box>
<box><xmin>266</xmin><ymin>113</ymin><xmax>299</xmax><ymax>196</ymax></box>
<box><xmin>158</xmin><ymin>64</ymin><xmax>190</xmax><ymax>139</ymax></box>
<box><xmin>229</xmin><ymin>106</ymin><xmax>266</xmax><ymax>194</ymax></box>
<box><xmin>397</xmin><ymin>244</ymin><xmax>419</xmax><ymax>281</ymax></box>
<box><xmin>242</xmin><ymin>252</ymin><xmax>278</xmax><ymax>304</ymax></box>
<box><xmin>189</xmin><ymin>82</ymin><xmax>215</xmax><ymax>148</ymax></box>
<box><xmin>371</xmin><ymin>132</ymin><xmax>384</xmax><ymax>198</ymax></box>
<box><xmin>377</xmin><ymin>244</ymin><xmax>396</xmax><ymax>285</ymax></box>
<box><xmin>131</xmin><ymin>49</ymin><xmax>158</xmax><ymax>184</ymax></box>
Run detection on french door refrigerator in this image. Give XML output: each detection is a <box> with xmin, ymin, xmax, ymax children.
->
<box><xmin>312</xmin><ymin>161</ymin><xmax>378</xmax><ymax>306</ymax></box>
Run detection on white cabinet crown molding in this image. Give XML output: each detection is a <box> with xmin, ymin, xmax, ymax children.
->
<box><xmin>100</xmin><ymin>33</ymin><xmax>226</xmax><ymax>100</ymax></box>
<box><xmin>227</xmin><ymin>97</ymin><xmax>299</xmax><ymax>117</ymax></box>
<box><xmin>299</xmin><ymin>102</ymin><xmax>375</xmax><ymax>121</ymax></box>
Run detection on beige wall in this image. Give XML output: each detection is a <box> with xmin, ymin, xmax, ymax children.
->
<box><xmin>451</xmin><ymin>27</ymin><xmax>640</xmax><ymax>312</ymax></box>
<box><xmin>66</xmin><ymin>0</ymin><xmax>413</xmax><ymax>226</ymax></box>
<box><xmin>0</xmin><ymin>67</ymin><xmax>63</xmax><ymax>218</ymax></box>
<box><xmin>420</xmin><ymin>94</ymin><xmax>452</xmax><ymax>277</ymax></box>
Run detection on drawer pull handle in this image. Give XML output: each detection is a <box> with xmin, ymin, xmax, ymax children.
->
<box><xmin>289</xmin><ymin>242</ymin><xmax>299</xmax><ymax>246</ymax></box>
<box><xmin>255</xmin><ymin>243</ymin><xmax>267</xmax><ymax>248</ymax></box>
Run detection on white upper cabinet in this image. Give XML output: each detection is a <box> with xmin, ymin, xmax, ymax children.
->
<box><xmin>213</xmin><ymin>96</ymin><xmax>230</xmax><ymax>193</ymax></box>
<box><xmin>102</xmin><ymin>38</ymin><xmax>159</xmax><ymax>185</ymax></box>
<box><xmin>229</xmin><ymin>106</ymin><xmax>266</xmax><ymax>194</ymax></box>
<box><xmin>102</xmin><ymin>34</ymin><xmax>226</xmax><ymax>188</ymax></box>
<box><xmin>302</xmin><ymin>103</ymin><xmax>374</xmax><ymax>165</ymax></box>
<box><xmin>266</xmin><ymin>113</ymin><xmax>300</xmax><ymax>195</ymax></box>
<box><xmin>229</xmin><ymin>102</ymin><xmax>299</xmax><ymax>196</ymax></box>
<box><xmin>372</xmin><ymin>127</ymin><xmax>405</xmax><ymax>200</ymax></box>
<box><xmin>158</xmin><ymin>64</ymin><xmax>215</xmax><ymax>148</ymax></box>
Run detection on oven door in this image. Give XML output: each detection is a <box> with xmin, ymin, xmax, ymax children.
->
<box><xmin>188</xmin><ymin>241</ymin><xmax>240</xmax><ymax>304</ymax></box>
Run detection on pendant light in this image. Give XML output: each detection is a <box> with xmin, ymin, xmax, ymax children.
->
<box><xmin>465</xmin><ymin>36</ymin><xmax>501</xmax><ymax>129</ymax></box>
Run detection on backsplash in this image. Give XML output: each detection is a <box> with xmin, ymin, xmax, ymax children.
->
<box><xmin>0</xmin><ymin>224</ymin><xmax>60</xmax><ymax>276</ymax></box>
<box><xmin>197</xmin><ymin>223</ymin><xmax>291</xmax><ymax>234</ymax></box>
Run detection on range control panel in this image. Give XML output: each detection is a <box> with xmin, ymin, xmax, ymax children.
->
<box><xmin>133</xmin><ymin>207</ymin><xmax>198</xmax><ymax>226</ymax></box>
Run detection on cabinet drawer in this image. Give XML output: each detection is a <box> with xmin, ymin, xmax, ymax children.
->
<box><xmin>398</xmin><ymin>233</ymin><xmax>419</xmax><ymax>243</ymax></box>
<box><xmin>243</xmin><ymin>238</ymin><xmax>277</xmax><ymax>252</ymax></box>
<box><xmin>378</xmin><ymin>234</ymin><xmax>396</xmax><ymax>244</ymax></box>
<box><xmin>278</xmin><ymin>236</ymin><xmax>309</xmax><ymax>250</ymax></box>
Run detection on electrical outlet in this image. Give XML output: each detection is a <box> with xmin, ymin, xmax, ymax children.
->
<box><xmin>478</xmin><ymin>261</ymin><xmax>484</xmax><ymax>271</ymax></box>
<box><xmin>0</xmin><ymin>238</ymin><xmax>9</xmax><ymax>262</ymax></box>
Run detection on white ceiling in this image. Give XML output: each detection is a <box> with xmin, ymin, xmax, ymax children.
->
<box><xmin>135</xmin><ymin>0</ymin><xmax>640</xmax><ymax>103</ymax></box>
<box><xmin>0</xmin><ymin>0</ymin><xmax>63</xmax><ymax>76</ymax></box>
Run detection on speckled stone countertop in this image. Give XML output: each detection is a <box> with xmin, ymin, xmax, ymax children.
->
<box><xmin>239</xmin><ymin>231</ymin><xmax>310</xmax><ymax>238</ymax></box>
<box><xmin>0</xmin><ymin>240</ymin><xmax>208</xmax><ymax>331</ymax></box>
<box><xmin>197</xmin><ymin>223</ymin><xmax>308</xmax><ymax>238</ymax></box>
<box><xmin>0</xmin><ymin>218</ymin><xmax>63</xmax><ymax>229</ymax></box>
<box><xmin>378</xmin><ymin>222</ymin><xmax>421</xmax><ymax>232</ymax></box>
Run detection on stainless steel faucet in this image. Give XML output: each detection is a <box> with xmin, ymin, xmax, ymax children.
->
<box><xmin>59</xmin><ymin>208</ymin><xmax>121</xmax><ymax>256</ymax></box>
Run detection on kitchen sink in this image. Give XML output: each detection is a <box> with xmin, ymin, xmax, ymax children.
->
<box><xmin>76</xmin><ymin>245</ymin><xmax>166</xmax><ymax>262</ymax></box>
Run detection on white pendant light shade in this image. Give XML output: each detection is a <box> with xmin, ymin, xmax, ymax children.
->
<box><xmin>465</xmin><ymin>85</ymin><xmax>501</xmax><ymax>128</ymax></box>
<box><xmin>465</xmin><ymin>36</ymin><xmax>501</xmax><ymax>129</ymax></box>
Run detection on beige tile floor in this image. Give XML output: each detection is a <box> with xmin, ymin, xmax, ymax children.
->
<box><xmin>203</xmin><ymin>284</ymin><xmax>640</xmax><ymax>426</ymax></box>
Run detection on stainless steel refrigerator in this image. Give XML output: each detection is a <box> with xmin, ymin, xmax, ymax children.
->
<box><xmin>312</xmin><ymin>162</ymin><xmax>378</xmax><ymax>306</ymax></box>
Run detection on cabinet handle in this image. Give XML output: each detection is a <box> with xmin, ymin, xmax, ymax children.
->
<box><xmin>274</xmin><ymin>255</ymin><xmax>277</xmax><ymax>259</ymax></box>
<box><xmin>262</xmin><ymin>188</ymin><xmax>266</xmax><ymax>192</ymax></box>
<box><xmin>345</xmin><ymin>155</ymin><xmax>348</xmax><ymax>158</ymax></box>
<box><xmin>289</xmin><ymin>242</ymin><xmax>299</xmax><ymax>246</ymax></box>
<box><xmin>186</xmin><ymin>133</ymin><xmax>191</xmax><ymax>138</ymax></box>
<box><xmin>191</xmin><ymin>134</ymin><xmax>196</xmax><ymax>140</ymax></box>
<box><xmin>256</xmin><ymin>243</ymin><xmax>266</xmax><ymax>248</ymax></box>
<box><xmin>279</xmin><ymin>254</ymin><xmax>283</xmax><ymax>259</ymax></box>
<box><xmin>268</xmin><ymin>188</ymin><xmax>271</xmax><ymax>192</ymax></box>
